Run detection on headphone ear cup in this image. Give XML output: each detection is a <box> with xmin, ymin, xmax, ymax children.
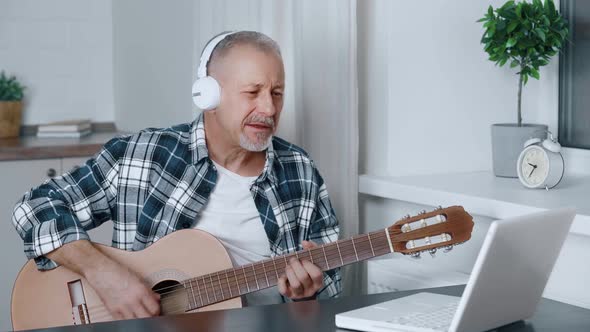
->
<box><xmin>192</xmin><ymin>76</ymin><xmax>221</xmax><ymax>110</ymax></box>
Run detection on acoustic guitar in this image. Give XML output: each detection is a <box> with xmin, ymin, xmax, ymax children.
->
<box><xmin>11</xmin><ymin>205</ymin><xmax>473</xmax><ymax>330</ymax></box>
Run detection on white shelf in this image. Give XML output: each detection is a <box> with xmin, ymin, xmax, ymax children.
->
<box><xmin>359</xmin><ymin>171</ymin><xmax>590</xmax><ymax>237</ymax></box>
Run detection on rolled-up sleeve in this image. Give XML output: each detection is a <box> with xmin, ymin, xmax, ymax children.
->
<box><xmin>12</xmin><ymin>135</ymin><xmax>129</xmax><ymax>270</ymax></box>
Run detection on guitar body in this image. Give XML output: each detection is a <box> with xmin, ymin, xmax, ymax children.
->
<box><xmin>11</xmin><ymin>230</ymin><xmax>242</xmax><ymax>331</ymax></box>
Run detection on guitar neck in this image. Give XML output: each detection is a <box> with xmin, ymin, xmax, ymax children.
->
<box><xmin>183</xmin><ymin>229</ymin><xmax>393</xmax><ymax>310</ymax></box>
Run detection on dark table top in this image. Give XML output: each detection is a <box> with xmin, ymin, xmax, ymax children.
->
<box><xmin>30</xmin><ymin>285</ymin><xmax>590</xmax><ymax>332</ymax></box>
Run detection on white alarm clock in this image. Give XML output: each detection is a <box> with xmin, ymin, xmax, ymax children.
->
<box><xmin>516</xmin><ymin>131</ymin><xmax>564</xmax><ymax>190</ymax></box>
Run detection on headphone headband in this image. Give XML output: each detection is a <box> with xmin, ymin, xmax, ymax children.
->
<box><xmin>197</xmin><ymin>31</ymin><xmax>237</xmax><ymax>79</ymax></box>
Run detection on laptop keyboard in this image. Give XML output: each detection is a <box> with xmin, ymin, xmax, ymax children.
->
<box><xmin>385</xmin><ymin>302</ymin><xmax>459</xmax><ymax>331</ymax></box>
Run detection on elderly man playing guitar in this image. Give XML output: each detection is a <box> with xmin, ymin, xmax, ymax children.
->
<box><xmin>12</xmin><ymin>31</ymin><xmax>341</xmax><ymax>321</ymax></box>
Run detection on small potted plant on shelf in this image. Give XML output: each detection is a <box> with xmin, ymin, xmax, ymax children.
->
<box><xmin>0</xmin><ymin>71</ymin><xmax>26</xmax><ymax>138</ymax></box>
<box><xmin>478</xmin><ymin>0</ymin><xmax>568</xmax><ymax>177</ymax></box>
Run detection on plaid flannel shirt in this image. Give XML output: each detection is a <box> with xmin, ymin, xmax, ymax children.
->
<box><xmin>12</xmin><ymin>112</ymin><xmax>341</xmax><ymax>299</ymax></box>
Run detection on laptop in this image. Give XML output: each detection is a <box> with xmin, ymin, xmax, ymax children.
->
<box><xmin>335</xmin><ymin>208</ymin><xmax>576</xmax><ymax>332</ymax></box>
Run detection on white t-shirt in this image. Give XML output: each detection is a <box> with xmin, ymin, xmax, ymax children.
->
<box><xmin>194</xmin><ymin>160</ymin><xmax>283</xmax><ymax>306</ymax></box>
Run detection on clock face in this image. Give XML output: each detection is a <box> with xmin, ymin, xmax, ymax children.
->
<box><xmin>519</xmin><ymin>146</ymin><xmax>549</xmax><ymax>187</ymax></box>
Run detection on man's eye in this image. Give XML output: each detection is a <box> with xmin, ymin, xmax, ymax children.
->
<box><xmin>273</xmin><ymin>92</ymin><xmax>283</xmax><ymax>97</ymax></box>
<box><xmin>247</xmin><ymin>91</ymin><xmax>257</xmax><ymax>95</ymax></box>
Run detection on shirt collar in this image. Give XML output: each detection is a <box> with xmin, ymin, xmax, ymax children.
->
<box><xmin>190</xmin><ymin>112</ymin><xmax>278</xmax><ymax>184</ymax></box>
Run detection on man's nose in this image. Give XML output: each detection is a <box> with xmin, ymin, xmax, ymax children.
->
<box><xmin>257</xmin><ymin>91</ymin><xmax>276</xmax><ymax>116</ymax></box>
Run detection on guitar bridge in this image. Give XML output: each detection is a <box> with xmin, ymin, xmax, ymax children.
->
<box><xmin>68</xmin><ymin>280</ymin><xmax>90</xmax><ymax>325</ymax></box>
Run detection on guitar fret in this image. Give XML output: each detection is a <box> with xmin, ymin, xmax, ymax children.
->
<box><xmin>242</xmin><ymin>267</ymin><xmax>250</xmax><ymax>292</ymax></box>
<box><xmin>261</xmin><ymin>261</ymin><xmax>270</xmax><ymax>287</ymax></box>
<box><xmin>273</xmin><ymin>258</ymin><xmax>279</xmax><ymax>280</ymax></box>
<box><xmin>308</xmin><ymin>250</ymin><xmax>313</xmax><ymax>264</ymax></box>
<box><xmin>201</xmin><ymin>277</ymin><xmax>210</xmax><ymax>304</ymax></box>
<box><xmin>198</xmin><ymin>279</ymin><xmax>205</xmax><ymax>306</ymax></box>
<box><xmin>322</xmin><ymin>246</ymin><xmax>330</xmax><ymax>269</ymax></box>
<box><xmin>251</xmin><ymin>264</ymin><xmax>260</xmax><ymax>290</ymax></box>
<box><xmin>233</xmin><ymin>270</ymin><xmax>241</xmax><ymax>295</ymax></box>
<box><xmin>351</xmin><ymin>237</ymin><xmax>359</xmax><ymax>261</ymax></box>
<box><xmin>217</xmin><ymin>273</ymin><xmax>224</xmax><ymax>299</ymax></box>
<box><xmin>336</xmin><ymin>241</ymin><xmax>344</xmax><ymax>266</ymax></box>
<box><xmin>209</xmin><ymin>275</ymin><xmax>217</xmax><ymax>302</ymax></box>
<box><xmin>283</xmin><ymin>255</ymin><xmax>288</xmax><ymax>271</ymax></box>
<box><xmin>225</xmin><ymin>272</ymin><xmax>233</xmax><ymax>298</ymax></box>
<box><xmin>367</xmin><ymin>233</ymin><xmax>376</xmax><ymax>256</ymax></box>
<box><xmin>188</xmin><ymin>280</ymin><xmax>197</xmax><ymax>308</ymax></box>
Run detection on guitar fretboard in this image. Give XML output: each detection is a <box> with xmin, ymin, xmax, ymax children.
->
<box><xmin>182</xmin><ymin>229</ymin><xmax>393</xmax><ymax>310</ymax></box>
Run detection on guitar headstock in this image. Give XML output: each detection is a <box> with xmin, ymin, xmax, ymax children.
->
<box><xmin>387</xmin><ymin>206</ymin><xmax>474</xmax><ymax>258</ymax></box>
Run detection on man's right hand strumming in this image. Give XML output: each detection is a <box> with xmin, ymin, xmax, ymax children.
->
<box><xmin>46</xmin><ymin>240</ymin><xmax>160</xmax><ymax>320</ymax></box>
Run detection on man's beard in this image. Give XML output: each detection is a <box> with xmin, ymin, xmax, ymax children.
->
<box><xmin>239</xmin><ymin>132</ymin><xmax>272</xmax><ymax>151</ymax></box>
<box><xmin>239</xmin><ymin>114</ymin><xmax>275</xmax><ymax>152</ymax></box>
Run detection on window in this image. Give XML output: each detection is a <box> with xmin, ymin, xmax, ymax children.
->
<box><xmin>559</xmin><ymin>0</ymin><xmax>590</xmax><ymax>149</ymax></box>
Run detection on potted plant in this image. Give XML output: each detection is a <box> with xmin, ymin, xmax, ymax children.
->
<box><xmin>479</xmin><ymin>0</ymin><xmax>568</xmax><ymax>177</ymax></box>
<box><xmin>0</xmin><ymin>71</ymin><xmax>26</xmax><ymax>138</ymax></box>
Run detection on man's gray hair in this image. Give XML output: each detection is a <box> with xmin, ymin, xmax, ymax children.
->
<box><xmin>207</xmin><ymin>31</ymin><xmax>282</xmax><ymax>70</ymax></box>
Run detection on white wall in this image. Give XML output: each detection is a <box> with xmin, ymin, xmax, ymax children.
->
<box><xmin>112</xmin><ymin>0</ymin><xmax>194</xmax><ymax>131</ymax></box>
<box><xmin>358</xmin><ymin>0</ymin><xmax>590</xmax><ymax>309</ymax></box>
<box><xmin>0</xmin><ymin>0</ymin><xmax>115</xmax><ymax>125</ymax></box>
<box><xmin>359</xmin><ymin>0</ymin><xmax>559</xmax><ymax>177</ymax></box>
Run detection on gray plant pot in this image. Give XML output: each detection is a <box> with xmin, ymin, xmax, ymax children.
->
<box><xmin>491</xmin><ymin>123</ymin><xmax>547</xmax><ymax>178</ymax></box>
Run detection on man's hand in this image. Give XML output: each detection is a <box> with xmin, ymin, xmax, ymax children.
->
<box><xmin>278</xmin><ymin>240</ymin><xmax>324</xmax><ymax>301</ymax></box>
<box><xmin>84</xmin><ymin>260</ymin><xmax>161</xmax><ymax>320</ymax></box>
<box><xmin>46</xmin><ymin>240</ymin><xmax>160</xmax><ymax>320</ymax></box>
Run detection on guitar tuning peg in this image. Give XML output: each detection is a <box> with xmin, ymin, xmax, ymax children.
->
<box><xmin>410</xmin><ymin>252</ymin><xmax>421</xmax><ymax>259</ymax></box>
<box><xmin>429</xmin><ymin>248</ymin><xmax>437</xmax><ymax>257</ymax></box>
<box><xmin>436</xmin><ymin>205</ymin><xmax>443</xmax><ymax>210</ymax></box>
<box><xmin>420</xmin><ymin>210</ymin><xmax>427</xmax><ymax>215</ymax></box>
<box><xmin>404</xmin><ymin>214</ymin><xmax>411</xmax><ymax>219</ymax></box>
<box><xmin>401</xmin><ymin>223</ymin><xmax>411</xmax><ymax>233</ymax></box>
<box><xmin>443</xmin><ymin>245</ymin><xmax>453</xmax><ymax>253</ymax></box>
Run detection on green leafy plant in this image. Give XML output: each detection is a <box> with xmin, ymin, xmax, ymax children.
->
<box><xmin>479</xmin><ymin>0</ymin><xmax>568</xmax><ymax>126</ymax></box>
<box><xmin>0</xmin><ymin>71</ymin><xmax>26</xmax><ymax>101</ymax></box>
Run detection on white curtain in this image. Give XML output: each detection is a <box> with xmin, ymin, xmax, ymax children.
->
<box><xmin>194</xmin><ymin>0</ymin><xmax>360</xmax><ymax>296</ymax></box>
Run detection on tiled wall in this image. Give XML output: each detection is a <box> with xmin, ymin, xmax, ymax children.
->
<box><xmin>0</xmin><ymin>0</ymin><xmax>115</xmax><ymax>125</ymax></box>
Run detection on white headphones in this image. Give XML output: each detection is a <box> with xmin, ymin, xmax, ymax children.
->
<box><xmin>192</xmin><ymin>31</ymin><xmax>237</xmax><ymax>110</ymax></box>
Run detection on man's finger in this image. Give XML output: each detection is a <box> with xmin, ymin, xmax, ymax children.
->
<box><xmin>142</xmin><ymin>296</ymin><xmax>161</xmax><ymax>316</ymax></box>
<box><xmin>285</xmin><ymin>265</ymin><xmax>303</xmax><ymax>296</ymax></box>
<box><xmin>302</xmin><ymin>240</ymin><xmax>318</xmax><ymax>250</ymax></box>
<box><xmin>289</xmin><ymin>258</ymin><xmax>313</xmax><ymax>289</ymax></box>
<box><xmin>301</xmin><ymin>260</ymin><xmax>324</xmax><ymax>290</ymax></box>
<box><xmin>134</xmin><ymin>302</ymin><xmax>151</xmax><ymax>318</ymax></box>
<box><xmin>278</xmin><ymin>275</ymin><xmax>290</xmax><ymax>297</ymax></box>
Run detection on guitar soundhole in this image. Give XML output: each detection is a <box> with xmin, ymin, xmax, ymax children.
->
<box><xmin>152</xmin><ymin>279</ymin><xmax>188</xmax><ymax>316</ymax></box>
<box><xmin>152</xmin><ymin>279</ymin><xmax>181</xmax><ymax>295</ymax></box>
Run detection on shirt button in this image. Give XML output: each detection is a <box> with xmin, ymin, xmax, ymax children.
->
<box><xmin>182</xmin><ymin>222</ymin><xmax>191</xmax><ymax>228</ymax></box>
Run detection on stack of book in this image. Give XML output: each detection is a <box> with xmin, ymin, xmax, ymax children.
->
<box><xmin>37</xmin><ymin>119</ymin><xmax>92</xmax><ymax>138</ymax></box>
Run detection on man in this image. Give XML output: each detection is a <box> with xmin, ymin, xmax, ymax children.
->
<box><xmin>12</xmin><ymin>31</ymin><xmax>341</xmax><ymax>320</ymax></box>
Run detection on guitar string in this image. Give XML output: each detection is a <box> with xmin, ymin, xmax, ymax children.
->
<box><xmin>88</xmin><ymin>240</ymin><xmax>396</xmax><ymax>319</ymax></box>
<box><xmin>83</xmin><ymin>235</ymin><xmax>388</xmax><ymax>312</ymax></box>
<box><xmin>88</xmin><ymin>223</ymin><xmax>447</xmax><ymax>313</ymax></box>
<box><xmin>88</xmin><ymin>233</ymin><xmax>458</xmax><ymax>318</ymax></box>
<box><xmin>87</xmin><ymin>242</ymin><xmax>392</xmax><ymax>320</ymax></box>
<box><xmin>85</xmin><ymin>219</ymin><xmax>458</xmax><ymax>319</ymax></box>
<box><xmin>86</xmin><ymin>234</ymin><xmax>425</xmax><ymax>318</ymax></box>
<box><xmin>84</xmin><ymin>238</ymin><xmax>394</xmax><ymax>318</ymax></box>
